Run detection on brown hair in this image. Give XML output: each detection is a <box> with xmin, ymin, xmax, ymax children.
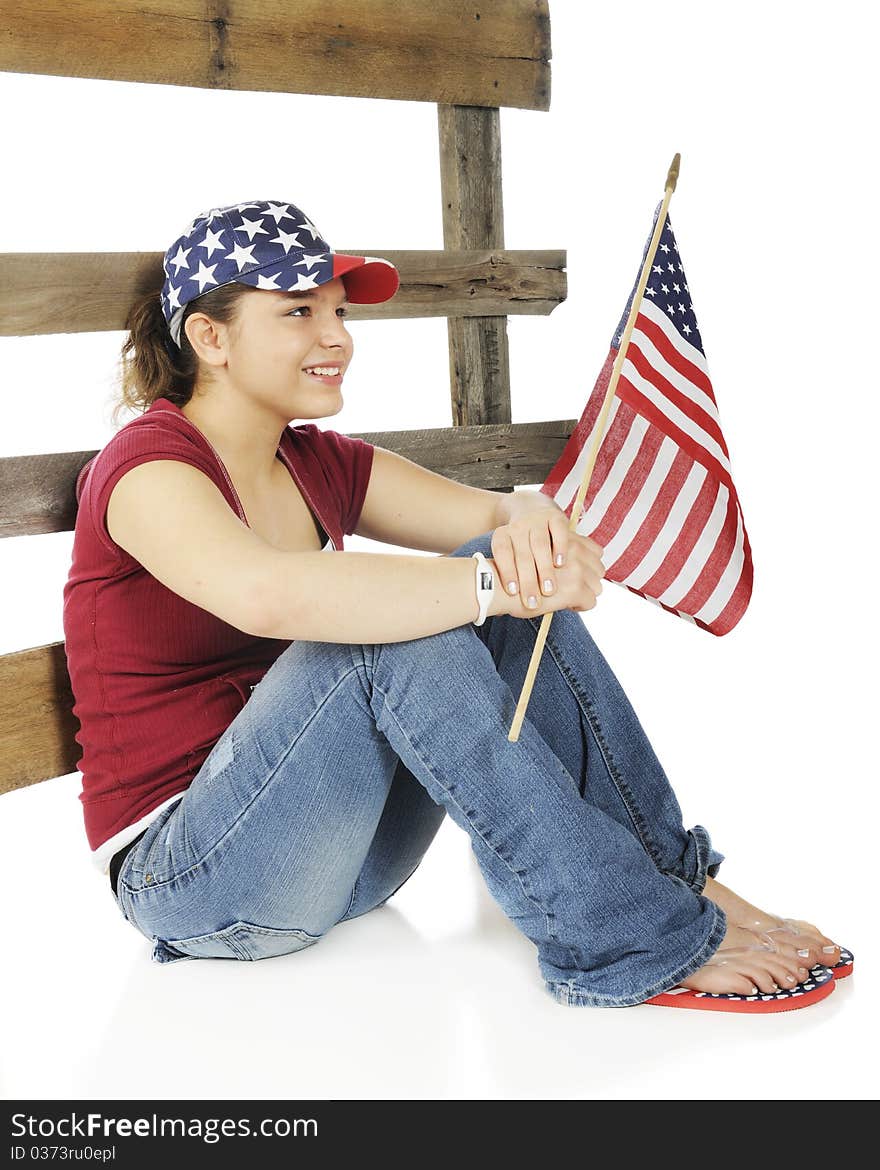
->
<box><xmin>112</xmin><ymin>282</ymin><xmax>252</xmax><ymax>426</ymax></box>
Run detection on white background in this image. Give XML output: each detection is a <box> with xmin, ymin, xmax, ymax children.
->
<box><xmin>1</xmin><ymin>0</ymin><xmax>877</xmax><ymax>1101</ymax></box>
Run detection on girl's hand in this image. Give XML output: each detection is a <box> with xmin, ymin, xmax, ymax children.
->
<box><xmin>490</xmin><ymin>508</ymin><xmax>606</xmax><ymax>618</ymax></box>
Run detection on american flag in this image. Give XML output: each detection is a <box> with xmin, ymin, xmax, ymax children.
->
<box><xmin>541</xmin><ymin>201</ymin><xmax>753</xmax><ymax>636</ymax></box>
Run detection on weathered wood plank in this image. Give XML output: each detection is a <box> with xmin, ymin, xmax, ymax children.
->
<box><xmin>351</xmin><ymin>418</ymin><xmax>576</xmax><ymax>489</ymax></box>
<box><xmin>438</xmin><ymin>104</ymin><xmax>513</xmax><ymax>452</ymax></box>
<box><xmin>0</xmin><ymin>250</ymin><xmax>566</xmax><ymax>337</ymax></box>
<box><xmin>0</xmin><ymin>643</ymin><xmax>81</xmax><ymax>795</ymax></box>
<box><xmin>0</xmin><ymin>420</ymin><xmax>577</xmax><ymax>537</ymax></box>
<box><xmin>0</xmin><ymin>0</ymin><xmax>551</xmax><ymax>111</ymax></box>
<box><xmin>0</xmin><ymin>451</ymin><xmax>92</xmax><ymax>537</ymax></box>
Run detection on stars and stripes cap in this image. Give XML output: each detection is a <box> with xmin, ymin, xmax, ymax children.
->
<box><xmin>160</xmin><ymin>199</ymin><xmax>400</xmax><ymax>347</ymax></box>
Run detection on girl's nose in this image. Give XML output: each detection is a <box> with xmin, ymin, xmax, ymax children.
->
<box><xmin>319</xmin><ymin>312</ymin><xmax>350</xmax><ymax>347</ymax></box>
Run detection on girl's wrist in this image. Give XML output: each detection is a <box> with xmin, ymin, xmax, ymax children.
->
<box><xmin>485</xmin><ymin>558</ymin><xmax>514</xmax><ymax>618</ymax></box>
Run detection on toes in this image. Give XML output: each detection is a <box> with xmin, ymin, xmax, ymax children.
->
<box><xmin>732</xmin><ymin>958</ymin><xmax>780</xmax><ymax>996</ymax></box>
<box><xmin>727</xmin><ymin>974</ymin><xmax>760</xmax><ymax>996</ymax></box>
<box><xmin>745</xmin><ymin>955</ymin><xmax>808</xmax><ymax>995</ymax></box>
<box><xmin>752</xmin><ymin>971</ymin><xmax>779</xmax><ymax>995</ymax></box>
<box><xmin>800</xmin><ymin>941</ymin><xmax>840</xmax><ymax>967</ymax></box>
<box><xmin>787</xmin><ymin>919</ymin><xmax>841</xmax><ymax>954</ymax></box>
<box><xmin>751</xmin><ymin>918</ymin><xmax>841</xmax><ymax>954</ymax></box>
<box><xmin>767</xmin><ymin>932</ymin><xmax>837</xmax><ymax>967</ymax></box>
<box><xmin>772</xmin><ymin>958</ymin><xmax>809</xmax><ymax>988</ymax></box>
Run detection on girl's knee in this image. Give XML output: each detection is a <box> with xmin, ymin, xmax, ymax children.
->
<box><xmin>448</xmin><ymin>530</ymin><xmax>495</xmax><ymax>559</ymax></box>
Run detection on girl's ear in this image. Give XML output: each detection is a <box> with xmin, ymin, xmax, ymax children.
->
<box><xmin>184</xmin><ymin>312</ymin><xmax>229</xmax><ymax>368</ymax></box>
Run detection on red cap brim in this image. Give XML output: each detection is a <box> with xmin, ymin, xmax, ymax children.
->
<box><xmin>332</xmin><ymin>254</ymin><xmax>400</xmax><ymax>304</ymax></box>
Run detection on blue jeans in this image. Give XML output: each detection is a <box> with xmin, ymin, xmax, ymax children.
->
<box><xmin>115</xmin><ymin>531</ymin><xmax>726</xmax><ymax>1007</ymax></box>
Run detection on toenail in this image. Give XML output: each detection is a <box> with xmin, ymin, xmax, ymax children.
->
<box><xmin>822</xmin><ymin>946</ymin><xmax>837</xmax><ymax>953</ymax></box>
<box><xmin>786</xmin><ymin>974</ymin><xmax>796</xmax><ymax>982</ymax></box>
<box><xmin>797</xmin><ymin>949</ymin><xmax>810</xmax><ymax>957</ymax></box>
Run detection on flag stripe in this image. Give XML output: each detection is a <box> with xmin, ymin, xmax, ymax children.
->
<box><xmin>581</xmin><ymin>422</ymin><xmax>669</xmax><ymax>566</ymax></box>
<box><xmin>616</xmin><ymin>371</ymin><xmax>736</xmax><ymax>495</ymax></box>
<box><xmin>597</xmin><ymin>443</ymin><xmax>695</xmax><ymax>585</ymax></box>
<box><xmin>669</xmin><ymin>483</ymin><xmax>737</xmax><ymax>613</ymax></box>
<box><xmin>637</xmin><ymin>465</ymin><xmax>718</xmax><ymax>598</ymax></box>
<box><xmin>627</xmin><ymin>316</ymin><xmax>731</xmax><ymax>461</ymax></box>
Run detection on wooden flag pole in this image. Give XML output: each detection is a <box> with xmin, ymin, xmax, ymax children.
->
<box><xmin>507</xmin><ymin>153</ymin><xmax>682</xmax><ymax>743</ymax></box>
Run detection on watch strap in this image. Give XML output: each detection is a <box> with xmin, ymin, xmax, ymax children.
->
<box><xmin>471</xmin><ymin>551</ymin><xmax>495</xmax><ymax>626</ymax></box>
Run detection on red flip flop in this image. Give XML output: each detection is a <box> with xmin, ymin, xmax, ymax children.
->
<box><xmin>644</xmin><ymin>964</ymin><xmax>836</xmax><ymax>1013</ymax></box>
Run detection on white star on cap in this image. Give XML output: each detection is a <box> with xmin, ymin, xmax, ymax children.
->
<box><xmin>256</xmin><ymin>272</ymin><xmax>283</xmax><ymax>289</ymax></box>
<box><xmin>297</xmin><ymin>218</ymin><xmax>322</xmax><ymax>242</ymax></box>
<box><xmin>264</xmin><ymin>202</ymin><xmax>294</xmax><ymax>224</ymax></box>
<box><xmin>227</xmin><ymin>241</ymin><xmax>258</xmax><ymax>269</ymax></box>
<box><xmin>200</xmin><ymin>226</ymin><xmax>226</xmax><ymax>257</ymax></box>
<box><xmin>168</xmin><ymin>244</ymin><xmax>191</xmax><ymax>274</ymax></box>
<box><xmin>192</xmin><ymin>260</ymin><xmax>219</xmax><ymax>292</ymax></box>
<box><xmin>236</xmin><ymin>215</ymin><xmax>270</xmax><ymax>241</ymax></box>
<box><xmin>272</xmin><ymin>227</ymin><xmax>305</xmax><ymax>253</ymax></box>
<box><xmin>294</xmin><ymin>254</ymin><xmax>322</xmax><ymax>270</ymax></box>
<box><xmin>166</xmin><ymin>283</ymin><xmax>182</xmax><ymax>310</ymax></box>
<box><xmin>288</xmin><ymin>272</ymin><xmax>319</xmax><ymax>291</ymax></box>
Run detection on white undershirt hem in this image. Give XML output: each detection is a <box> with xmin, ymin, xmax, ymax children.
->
<box><xmin>92</xmin><ymin>792</ymin><xmax>186</xmax><ymax>876</ymax></box>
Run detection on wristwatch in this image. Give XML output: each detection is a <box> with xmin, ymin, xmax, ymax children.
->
<box><xmin>471</xmin><ymin>551</ymin><xmax>495</xmax><ymax>626</ymax></box>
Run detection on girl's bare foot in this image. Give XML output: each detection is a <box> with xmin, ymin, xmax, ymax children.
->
<box><xmin>680</xmin><ymin>923</ymin><xmax>812</xmax><ymax>996</ymax></box>
<box><xmin>703</xmin><ymin>876</ymin><xmax>841</xmax><ymax>970</ymax></box>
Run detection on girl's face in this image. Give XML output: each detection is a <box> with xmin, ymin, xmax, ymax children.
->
<box><xmin>222</xmin><ymin>277</ymin><xmax>354</xmax><ymax>418</ymax></box>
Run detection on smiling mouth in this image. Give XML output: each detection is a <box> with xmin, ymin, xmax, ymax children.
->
<box><xmin>304</xmin><ymin>365</ymin><xmax>342</xmax><ymax>376</ymax></box>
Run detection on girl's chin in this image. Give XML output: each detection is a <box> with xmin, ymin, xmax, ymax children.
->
<box><xmin>291</xmin><ymin>392</ymin><xmax>344</xmax><ymax>420</ymax></box>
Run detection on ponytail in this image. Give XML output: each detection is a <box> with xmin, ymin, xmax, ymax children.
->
<box><xmin>113</xmin><ymin>282</ymin><xmax>251</xmax><ymax>426</ymax></box>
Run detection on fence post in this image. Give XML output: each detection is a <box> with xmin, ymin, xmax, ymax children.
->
<box><xmin>438</xmin><ymin>104</ymin><xmax>514</xmax><ymax>493</ymax></box>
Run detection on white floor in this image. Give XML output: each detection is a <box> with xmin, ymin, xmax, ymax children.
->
<box><xmin>1</xmin><ymin>771</ymin><xmax>872</xmax><ymax>1102</ymax></box>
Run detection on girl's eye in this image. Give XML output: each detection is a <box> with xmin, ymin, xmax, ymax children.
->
<box><xmin>285</xmin><ymin>305</ymin><xmax>349</xmax><ymax>318</ymax></box>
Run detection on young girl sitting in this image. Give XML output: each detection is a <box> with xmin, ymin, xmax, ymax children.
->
<box><xmin>62</xmin><ymin>198</ymin><xmax>849</xmax><ymax>1011</ymax></box>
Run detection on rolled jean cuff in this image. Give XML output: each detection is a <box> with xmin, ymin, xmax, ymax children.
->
<box><xmin>664</xmin><ymin>824</ymin><xmax>724</xmax><ymax>896</ymax></box>
<box><xmin>547</xmin><ymin>897</ymin><xmax>728</xmax><ymax>1008</ymax></box>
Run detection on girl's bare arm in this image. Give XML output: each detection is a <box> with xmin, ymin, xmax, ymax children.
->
<box><xmin>257</xmin><ymin>548</ymin><xmax>508</xmax><ymax>643</ymax></box>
